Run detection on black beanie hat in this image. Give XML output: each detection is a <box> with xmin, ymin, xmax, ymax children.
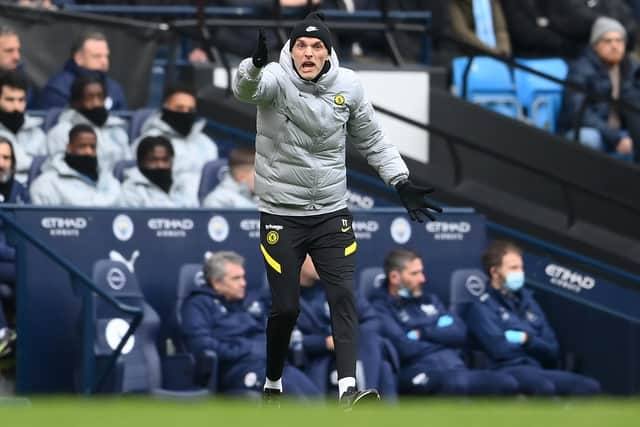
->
<box><xmin>289</xmin><ymin>11</ymin><xmax>332</xmax><ymax>53</ymax></box>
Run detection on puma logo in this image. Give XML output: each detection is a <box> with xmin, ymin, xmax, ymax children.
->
<box><xmin>109</xmin><ymin>250</ymin><xmax>140</xmax><ymax>273</ymax></box>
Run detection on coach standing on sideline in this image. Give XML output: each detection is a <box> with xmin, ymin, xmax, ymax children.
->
<box><xmin>233</xmin><ymin>12</ymin><xmax>441</xmax><ymax>409</ymax></box>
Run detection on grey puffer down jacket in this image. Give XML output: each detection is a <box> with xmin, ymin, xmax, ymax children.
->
<box><xmin>233</xmin><ymin>42</ymin><xmax>409</xmax><ymax>216</ymax></box>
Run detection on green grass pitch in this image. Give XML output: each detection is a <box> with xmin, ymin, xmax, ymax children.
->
<box><xmin>1</xmin><ymin>397</ymin><xmax>639</xmax><ymax>427</ymax></box>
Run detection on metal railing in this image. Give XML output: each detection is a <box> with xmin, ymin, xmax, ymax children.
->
<box><xmin>0</xmin><ymin>209</ymin><xmax>143</xmax><ymax>394</ymax></box>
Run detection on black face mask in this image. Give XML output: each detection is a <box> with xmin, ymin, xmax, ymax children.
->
<box><xmin>0</xmin><ymin>109</ymin><xmax>25</xmax><ymax>134</ymax></box>
<box><xmin>65</xmin><ymin>153</ymin><xmax>99</xmax><ymax>182</ymax></box>
<box><xmin>77</xmin><ymin>106</ymin><xmax>108</xmax><ymax>127</ymax></box>
<box><xmin>161</xmin><ymin>108</ymin><xmax>196</xmax><ymax>137</ymax></box>
<box><xmin>140</xmin><ymin>167</ymin><xmax>173</xmax><ymax>193</ymax></box>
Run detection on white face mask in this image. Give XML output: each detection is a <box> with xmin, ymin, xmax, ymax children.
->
<box><xmin>0</xmin><ymin>170</ymin><xmax>12</xmax><ymax>183</ymax></box>
<box><xmin>504</xmin><ymin>271</ymin><xmax>525</xmax><ymax>292</ymax></box>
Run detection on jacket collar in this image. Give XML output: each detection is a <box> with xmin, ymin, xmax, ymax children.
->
<box><xmin>59</xmin><ymin>108</ymin><xmax>124</xmax><ymax>128</ymax></box>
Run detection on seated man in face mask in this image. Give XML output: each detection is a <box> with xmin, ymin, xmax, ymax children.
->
<box><xmin>120</xmin><ymin>135</ymin><xmax>197</xmax><ymax>208</ymax></box>
<box><xmin>30</xmin><ymin>124</ymin><xmax>121</xmax><ymax>206</ymax></box>
<box><xmin>464</xmin><ymin>240</ymin><xmax>601</xmax><ymax>396</ymax></box>
<box><xmin>202</xmin><ymin>147</ymin><xmax>257</xmax><ymax>209</ymax></box>
<box><xmin>134</xmin><ymin>82</ymin><xmax>218</xmax><ymax>202</ymax></box>
<box><xmin>370</xmin><ymin>248</ymin><xmax>519</xmax><ymax>396</ymax></box>
<box><xmin>0</xmin><ymin>137</ymin><xmax>29</xmax><ymax>357</ymax></box>
<box><xmin>0</xmin><ymin>71</ymin><xmax>47</xmax><ymax>184</ymax></box>
<box><xmin>46</xmin><ymin>74</ymin><xmax>131</xmax><ymax>173</ymax></box>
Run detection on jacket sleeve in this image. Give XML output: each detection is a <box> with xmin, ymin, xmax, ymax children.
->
<box><xmin>180</xmin><ymin>295</ymin><xmax>251</xmax><ymax>362</ymax></box>
<box><xmin>29</xmin><ymin>174</ymin><xmax>60</xmax><ymax>205</ymax></box>
<box><xmin>491</xmin><ymin>0</ymin><xmax>512</xmax><ymax>56</ymax></box>
<box><xmin>421</xmin><ymin>297</ymin><xmax>468</xmax><ymax>348</ymax></box>
<box><xmin>563</xmin><ymin>60</ymin><xmax>624</xmax><ymax>149</ymax></box>
<box><xmin>232</xmin><ymin>58</ymin><xmax>280</xmax><ymax>106</ymax></box>
<box><xmin>346</xmin><ymin>77</ymin><xmax>409</xmax><ymax>186</ymax></box>
<box><xmin>36</xmin><ymin>78</ymin><xmax>69</xmax><ymax>109</ymax></box>
<box><xmin>523</xmin><ymin>298</ymin><xmax>559</xmax><ymax>363</ymax></box>
<box><xmin>371</xmin><ymin>299</ymin><xmax>428</xmax><ymax>361</ymax></box>
<box><xmin>107</xmin><ymin>80</ymin><xmax>128</xmax><ymax>110</ymax></box>
<box><xmin>466</xmin><ymin>300</ymin><xmax>524</xmax><ymax>362</ymax></box>
<box><xmin>449</xmin><ymin>0</ymin><xmax>503</xmax><ymax>55</ymax></box>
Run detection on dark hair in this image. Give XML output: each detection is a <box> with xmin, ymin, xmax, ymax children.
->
<box><xmin>383</xmin><ymin>248</ymin><xmax>420</xmax><ymax>277</ymax></box>
<box><xmin>136</xmin><ymin>135</ymin><xmax>174</xmax><ymax>167</ymax></box>
<box><xmin>162</xmin><ymin>81</ymin><xmax>196</xmax><ymax>102</ymax></box>
<box><xmin>481</xmin><ymin>240</ymin><xmax>522</xmax><ymax>276</ymax></box>
<box><xmin>70</xmin><ymin>74</ymin><xmax>106</xmax><ymax>104</ymax></box>
<box><xmin>69</xmin><ymin>123</ymin><xmax>96</xmax><ymax>143</ymax></box>
<box><xmin>228</xmin><ymin>147</ymin><xmax>255</xmax><ymax>171</ymax></box>
<box><xmin>71</xmin><ymin>31</ymin><xmax>107</xmax><ymax>56</ymax></box>
<box><xmin>0</xmin><ymin>71</ymin><xmax>28</xmax><ymax>93</ymax></box>
<box><xmin>0</xmin><ymin>25</ymin><xmax>18</xmax><ymax>38</ymax></box>
<box><xmin>0</xmin><ymin>136</ymin><xmax>16</xmax><ymax>173</ymax></box>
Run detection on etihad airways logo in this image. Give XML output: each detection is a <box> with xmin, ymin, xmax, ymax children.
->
<box><xmin>545</xmin><ymin>264</ymin><xmax>596</xmax><ymax>293</ymax></box>
<box><xmin>425</xmin><ymin>221</ymin><xmax>471</xmax><ymax>241</ymax></box>
<box><xmin>41</xmin><ymin>217</ymin><xmax>88</xmax><ymax>237</ymax></box>
<box><xmin>147</xmin><ymin>218</ymin><xmax>194</xmax><ymax>238</ymax></box>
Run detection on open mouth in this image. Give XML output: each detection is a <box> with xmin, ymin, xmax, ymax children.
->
<box><xmin>301</xmin><ymin>61</ymin><xmax>316</xmax><ymax>72</ymax></box>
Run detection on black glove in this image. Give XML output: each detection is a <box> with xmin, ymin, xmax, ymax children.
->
<box><xmin>252</xmin><ymin>29</ymin><xmax>268</xmax><ymax>68</ymax></box>
<box><xmin>395</xmin><ymin>179</ymin><xmax>443</xmax><ymax>223</ymax></box>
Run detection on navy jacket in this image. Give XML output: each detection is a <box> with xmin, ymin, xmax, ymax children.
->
<box><xmin>297</xmin><ymin>283</ymin><xmax>379</xmax><ymax>357</ymax></box>
<box><xmin>37</xmin><ymin>59</ymin><xmax>127</xmax><ymax>110</ymax></box>
<box><xmin>180</xmin><ymin>287</ymin><xmax>267</xmax><ymax>367</ymax></box>
<box><xmin>370</xmin><ymin>283</ymin><xmax>467</xmax><ymax>371</ymax></box>
<box><xmin>0</xmin><ymin>180</ymin><xmax>30</xmax><ymax>262</ymax></box>
<box><xmin>465</xmin><ymin>286</ymin><xmax>559</xmax><ymax>369</ymax></box>
<box><xmin>558</xmin><ymin>48</ymin><xmax>640</xmax><ymax>150</ymax></box>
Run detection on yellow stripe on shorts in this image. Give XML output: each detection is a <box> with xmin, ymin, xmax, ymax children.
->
<box><xmin>260</xmin><ymin>244</ymin><xmax>282</xmax><ymax>274</ymax></box>
<box><xmin>344</xmin><ymin>241</ymin><xmax>357</xmax><ymax>256</ymax></box>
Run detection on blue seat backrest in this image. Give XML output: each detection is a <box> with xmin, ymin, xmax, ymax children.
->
<box><xmin>452</xmin><ymin>56</ymin><xmax>516</xmax><ymax>98</ymax></box>
<box><xmin>43</xmin><ymin>107</ymin><xmax>64</xmax><ymax>132</ymax></box>
<box><xmin>176</xmin><ymin>263</ymin><xmax>207</xmax><ymax>327</ymax></box>
<box><xmin>357</xmin><ymin>267</ymin><xmax>385</xmax><ymax>301</ymax></box>
<box><xmin>112</xmin><ymin>159</ymin><xmax>137</xmax><ymax>182</ymax></box>
<box><xmin>514</xmin><ymin>58</ymin><xmax>568</xmax><ymax>108</ymax></box>
<box><xmin>197</xmin><ymin>158</ymin><xmax>229</xmax><ymax>203</ymax></box>
<box><xmin>91</xmin><ymin>259</ymin><xmax>162</xmax><ymax>392</ymax></box>
<box><xmin>129</xmin><ymin>108</ymin><xmax>156</xmax><ymax>141</ymax></box>
<box><xmin>449</xmin><ymin>268</ymin><xmax>488</xmax><ymax>317</ymax></box>
<box><xmin>27</xmin><ymin>155</ymin><xmax>48</xmax><ymax>188</ymax></box>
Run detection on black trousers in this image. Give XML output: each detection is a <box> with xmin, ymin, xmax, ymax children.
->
<box><xmin>260</xmin><ymin>208</ymin><xmax>359</xmax><ymax>382</ymax></box>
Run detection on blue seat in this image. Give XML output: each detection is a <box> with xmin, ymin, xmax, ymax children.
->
<box><xmin>43</xmin><ymin>107</ymin><xmax>64</xmax><ymax>132</ymax></box>
<box><xmin>197</xmin><ymin>158</ymin><xmax>229</xmax><ymax>203</ymax></box>
<box><xmin>452</xmin><ymin>56</ymin><xmax>523</xmax><ymax>119</ymax></box>
<box><xmin>514</xmin><ymin>58</ymin><xmax>568</xmax><ymax>132</ymax></box>
<box><xmin>79</xmin><ymin>259</ymin><xmax>213</xmax><ymax>395</ymax></box>
<box><xmin>129</xmin><ymin>108</ymin><xmax>156</xmax><ymax>141</ymax></box>
<box><xmin>26</xmin><ymin>155</ymin><xmax>48</xmax><ymax>188</ymax></box>
<box><xmin>357</xmin><ymin>266</ymin><xmax>385</xmax><ymax>301</ymax></box>
<box><xmin>112</xmin><ymin>159</ymin><xmax>137</xmax><ymax>182</ymax></box>
<box><xmin>449</xmin><ymin>268</ymin><xmax>488</xmax><ymax>318</ymax></box>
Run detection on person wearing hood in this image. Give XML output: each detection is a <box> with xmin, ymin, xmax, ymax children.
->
<box><xmin>370</xmin><ymin>248</ymin><xmax>519</xmax><ymax>397</ymax></box>
<box><xmin>30</xmin><ymin>124</ymin><xmax>121</xmax><ymax>206</ymax></box>
<box><xmin>233</xmin><ymin>12</ymin><xmax>441</xmax><ymax>408</ymax></box>
<box><xmin>202</xmin><ymin>147</ymin><xmax>257</xmax><ymax>209</ymax></box>
<box><xmin>464</xmin><ymin>240</ymin><xmax>601</xmax><ymax>396</ymax></box>
<box><xmin>134</xmin><ymin>81</ymin><xmax>218</xmax><ymax>204</ymax></box>
<box><xmin>37</xmin><ymin>31</ymin><xmax>126</xmax><ymax>110</ymax></box>
<box><xmin>0</xmin><ymin>71</ymin><xmax>46</xmax><ymax>184</ymax></box>
<box><xmin>120</xmin><ymin>135</ymin><xmax>196</xmax><ymax>208</ymax></box>
<box><xmin>46</xmin><ymin>74</ymin><xmax>131</xmax><ymax>173</ymax></box>
<box><xmin>0</xmin><ymin>136</ymin><xmax>29</xmax><ymax>357</ymax></box>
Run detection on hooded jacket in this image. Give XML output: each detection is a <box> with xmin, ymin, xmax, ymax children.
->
<box><xmin>233</xmin><ymin>42</ymin><xmax>409</xmax><ymax>216</ymax></box>
<box><xmin>0</xmin><ymin>114</ymin><xmax>47</xmax><ymax>184</ymax></box>
<box><xmin>46</xmin><ymin>108</ymin><xmax>132</xmax><ymax>173</ymax></box>
<box><xmin>29</xmin><ymin>154</ymin><xmax>121</xmax><ymax>206</ymax></box>
<box><xmin>201</xmin><ymin>173</ymin><xmax>257</xmax><ymax>209</ymax></box>
<box><xmin>37</xmin><ymin>59</ymin><xmax>127</xmax><ymax>110</ymax></box>
<box><xmin>134</xmin><ymin>112</ymin><xmax>219</xmax><ymax>203</ymax></box>
<box><xmin>120</xmin><ymin>167</ymin><xmax>197</xmax><ymax>208</ymax></box>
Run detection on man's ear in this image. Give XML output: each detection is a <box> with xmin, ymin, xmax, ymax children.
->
<box><xmin>388</xmin><ymin>270</ymin><xmax>399</xmax><ymax>286</ymax></box>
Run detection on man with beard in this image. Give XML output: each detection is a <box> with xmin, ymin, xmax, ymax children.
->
<box><xmin>120</xmin><ymin>135</ymin><xmax>196</xmax><ymax>207</ymax></box>
<box><xmin>37</xmin><ymin>32</ymin><xmax>126</xmax><ymax>110</ymax></box>
<box><xmin>46</xmin><ymin>74</ymin><xmax>131</xmax><ymax>173</ymax></box>
<box><xmin>0</xmin><ymin>137</ymin><xmax>29</xmax><ymax>357</ymax></box>
<box><xmin>30</xmin><ymin>124</ymin><xmax>121</xmax><ymax>206</ymax></box>
<box><xmin>134</xmin><ymin>82</ymin><xmax>218</xmax><ymax>204</ymax></box>
<box><xmin>0</xmin><ymin>71</ymin><xmax>46</xmax><ymax>184</ymax></box>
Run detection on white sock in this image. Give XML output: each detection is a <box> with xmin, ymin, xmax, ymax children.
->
<box><xmin>338</xmin><ymin>377</ymin><xmax>356</xmax><ymax>398</ymax></box>
<box><xmin>264</xmin><ymin>377</ymin><xmax>282</xmax><ymax>391</ymax></box>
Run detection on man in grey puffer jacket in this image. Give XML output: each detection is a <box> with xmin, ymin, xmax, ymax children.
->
<box><xmin>233</xmin><ymin>12</ymin><xmax>441</xmax><ymax>408</ymax></box>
